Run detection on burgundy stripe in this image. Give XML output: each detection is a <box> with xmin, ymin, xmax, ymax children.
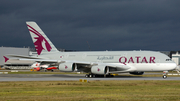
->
<box><xmin>27</xmin><ymin>24</ymin><xmax>41</xmax><ymax>36</ymax></box>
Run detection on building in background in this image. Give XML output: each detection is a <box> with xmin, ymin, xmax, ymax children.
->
<box><xmin>172</xmin><ymin>51</ymin><xmax>180</xmax><ymax>66</ymax></box>
<box><xmin>0</xmin><ymin>47</ymin><xmax>65</xmax><ymax>70</ymax></box>
<box><xmin>0</xmin><ymin>47</ymin><xmax>33</xmax><ymax>69</ymax></box>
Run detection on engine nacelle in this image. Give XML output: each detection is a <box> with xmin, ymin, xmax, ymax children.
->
<box><xmin>176</xmin><ymin>66</ymin><xmax>180</xmax><ymax>71</ymax></box>
<box><xmin>59</xmin><ymin>62</ymin><xmax>76</xmax><ymax>72</ymax></box>
<box><xmin>91</xmin><ymin>65</ymin><xmax>109</xmax><ymax>75</ymax></box>
<box><xmin>129</xmin><ymin>72</ymin><xmax>144</xmax><ymax>75</ymax></box>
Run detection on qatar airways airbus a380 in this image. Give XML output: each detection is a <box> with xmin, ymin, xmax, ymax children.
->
<box><xmin>6</xmin><ymin>21</ymin><xmax>177</xmax><ymax>79</ymax></box>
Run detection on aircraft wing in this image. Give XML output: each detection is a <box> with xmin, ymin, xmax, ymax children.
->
<box><xmin>6</xmin><ymin>54</ymin><xmax>45</xmax><ymax>59</ymax></box>
<box><xmin>18</xmin><ymin>58</ymin><xmax>65</xmax><ymax>63</ymax></box>
<box><xmin>18</xmin><ymin>58</ymin><xmax>131</xmax><ymax>71</ymax></box>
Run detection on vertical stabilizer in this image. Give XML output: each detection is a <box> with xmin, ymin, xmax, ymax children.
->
<box><xmin>26</xmin><ymin>21</ymin><xmax>59</xmax><ymax>55</ymax></box>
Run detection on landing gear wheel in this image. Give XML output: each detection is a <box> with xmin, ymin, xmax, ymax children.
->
<box><xmin>85</xmin><ymin>74</ymin><xmax>89</xmax><ymax>78</ymax></box>
<box><xmin>89</xmin><ymin>74</ymin><xmax>94</xmax><ymax>78</ymax></box>
<box><xmin>51</xmin><ymin>70</ymin><xmax>54</xmax><ymax>72</ymax></box>
<box><xmin>163</xmin><ymin>75</ymin><xmax>167</xmax><ymax>79</ymax></box>
<box><xmin>111</xmin><ymin>75</ymin><xmax>114</xmax><ymax>77</ymax></box>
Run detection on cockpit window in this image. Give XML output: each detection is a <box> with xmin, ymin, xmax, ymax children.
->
<box><xmin>166</xmin><ymin>59</ymin><xmax>172</xmax><ymax>61</ymax></box>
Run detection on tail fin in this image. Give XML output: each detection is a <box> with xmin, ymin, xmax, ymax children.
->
<box><xmin>26</xmin><ymin>21</ymin><xmax>59</xmax><ymax>55</ymax></box>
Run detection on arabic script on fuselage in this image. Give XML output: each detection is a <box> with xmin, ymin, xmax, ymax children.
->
<box><xmin>97</xmin><ymin>56</ymin><xmax>114</xmax><ymax>60</ymax></box>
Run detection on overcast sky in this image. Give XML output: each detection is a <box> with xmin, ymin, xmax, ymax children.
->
<box><xmin>0</xmin><ymin>0</ymin><xmax>180</xmax><ymax>51</ymax></box>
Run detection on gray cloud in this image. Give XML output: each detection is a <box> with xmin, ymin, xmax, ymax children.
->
<box><xmin>0</xmin><ymin>0</ymin><xmax>180</xmax><ymax>51</ymax></box>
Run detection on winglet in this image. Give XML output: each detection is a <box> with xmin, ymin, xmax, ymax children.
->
<box><xmin>3</xmin><ymin>56</ymin><xmax>9</xmax><ymax>62</ymax></box>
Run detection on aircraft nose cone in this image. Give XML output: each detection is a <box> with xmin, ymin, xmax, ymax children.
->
<box><xmin>171</xmin><ymin>63</ymin><xmax>177</xmax><ymax>70</ymax></box>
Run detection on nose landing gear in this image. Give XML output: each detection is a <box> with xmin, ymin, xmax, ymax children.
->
<box><xmin>163</xmin><ymin>71</ymin><xmax>168</xmax><ymax>79</ymax></box>
<box><xmin>162</xmin><ymin>75</ymin><xmax>167</xmax><ymax>79</ymax></box>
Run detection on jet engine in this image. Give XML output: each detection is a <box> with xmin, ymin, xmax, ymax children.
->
<box><xmin>91</xmin><ymin>65</ymin><xmax>109</xmax><ymax>75</ymax></box>
<box><xmin>59</xmin><ymin>62</ymin><xmax>76</xmax><ymax>72</ymax></box>
<box><xmin>129</xmin><ymin>72</ymin><xmax>144</xmax><ymax>75</ymax></box>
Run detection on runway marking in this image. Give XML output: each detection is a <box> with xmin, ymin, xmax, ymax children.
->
<box><xmin>0</xmin><ymin>72</ymin><xmax>8</xmax><ymax>74</ymax></box>
<box><xmin>168</xmin><ymin>74</ymin><xmax>180</xmax><ymax>75</ymax></box>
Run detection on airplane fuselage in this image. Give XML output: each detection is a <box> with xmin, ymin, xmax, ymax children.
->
<box><xmin>38</xmin><ymin>50</ymin><xmax>176</xmax><ymax>72</ymax></box>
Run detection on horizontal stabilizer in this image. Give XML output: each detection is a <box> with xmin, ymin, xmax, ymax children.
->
<box><xmin>6</xmin><ymin>54</ymin><xmax>45</xmax><ymax>59</ymax></box>
<box><xmin>18</xmin><ymin>58</ymin><xmax>65</xmax><ymax>63</ymax></box>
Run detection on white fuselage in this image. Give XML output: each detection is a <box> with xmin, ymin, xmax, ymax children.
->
<box><xmin>37</xmin><ymin>50</ymin><xmax>176</xmax><ymax>72</ymax></box>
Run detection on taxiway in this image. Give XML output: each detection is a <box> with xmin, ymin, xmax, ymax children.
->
<box><xmin>0</xmin><ymin>74</ymin><xmax>179</xmax><ymax>81</ymax></box>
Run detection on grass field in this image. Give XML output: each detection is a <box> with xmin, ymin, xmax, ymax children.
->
<box><xmin>0</xmin><ymin>80</ymin><xmax>180</xmax><ymax>101</ymax></box>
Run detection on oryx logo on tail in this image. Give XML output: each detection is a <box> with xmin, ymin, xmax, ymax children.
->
<box><xmin>27</xmin><ymin>24</ymin><xmax>52</xmax><ymax>55</ymax></box>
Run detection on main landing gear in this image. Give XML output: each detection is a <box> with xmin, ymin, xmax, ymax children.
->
<box><xmin>162</xmin><ymin>71</ymin><xmax>168</xmax><ymax>79</ymax></box>
<box><xmin>85</xmin><ymin>74</ymin><xmax>114</xmax><ymax>78</ymax></box>
<box><xmin>85</xmin><ymin>74</ymin><xmax>94</xmax><ymax>78</ymax></box>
